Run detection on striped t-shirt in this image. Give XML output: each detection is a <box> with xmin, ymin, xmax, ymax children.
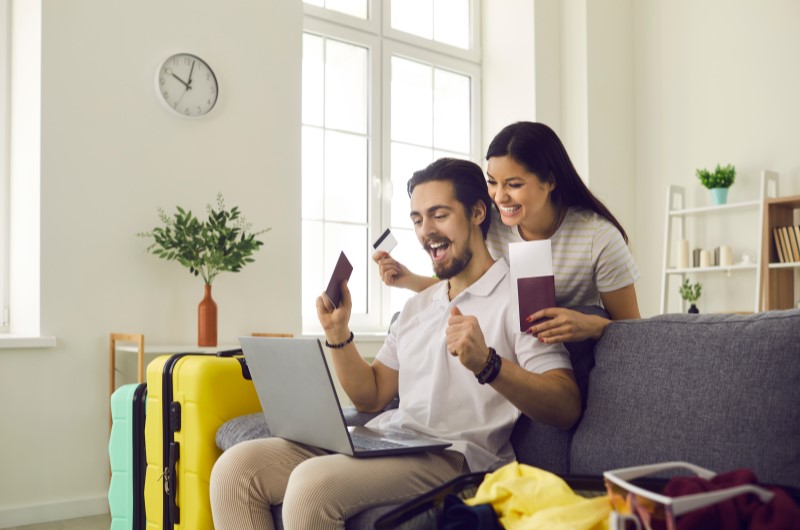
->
<box><xmin>485</xmin><ymin>207</ymin><xmax>639</xmax><ymax>308</ymax></box>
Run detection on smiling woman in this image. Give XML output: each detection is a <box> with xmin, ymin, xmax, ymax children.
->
<box><xmin>374</xmin><ymin>122</ymin><xmax>642</xmax><ymax>344</ymax></box>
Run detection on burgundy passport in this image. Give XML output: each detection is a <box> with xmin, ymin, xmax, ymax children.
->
<box><xmin>517</xmin><ymin>275</ymin><xmax>556</xmax><ymax>332</ymax></box>
<box><xmin>325</xmin><ymin>251</ymin><xmax>353</xmax><ymax>308</ymax></box>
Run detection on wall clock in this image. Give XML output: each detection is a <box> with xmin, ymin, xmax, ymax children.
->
<box><xmin>155</xmin><ymin>53</ymin><xmax>219</xmax><ymax>117</ymax></box>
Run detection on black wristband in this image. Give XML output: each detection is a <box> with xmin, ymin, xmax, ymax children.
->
<box><xmin>325</xmin><ymin>331</ymin><xmax>354</xmax><ymax>349</ymax></box>
<box><xmin>476</xmin><ymin>347</ymin><xmax>502</xmax><ymax>385</ymax></box>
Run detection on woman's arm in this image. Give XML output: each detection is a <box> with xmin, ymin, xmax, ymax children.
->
<box><xmin>526</xmin><ymin>284</ymin><xmax>640</xmax><ymax>343</ymax></box>
<box><xmin>372</xmin><ymin>251</ymin><xmax>438</xmax><ymax>293</ymax></box>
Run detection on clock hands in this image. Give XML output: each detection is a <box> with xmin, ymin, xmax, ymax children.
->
<box><xmin>171</xmin><ymin>73</ymin><xmax>191</xmax><ymax>90</ymax></box>
<box><xmin>187</xmin><ymin>60</ymin><xmax>195</xmax><ymax>86</ymax></box>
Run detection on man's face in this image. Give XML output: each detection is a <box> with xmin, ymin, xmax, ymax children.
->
<box><xmin>409</xmin><ymin>180</ymin><xmax>474</xmax><ymax>280</ymax></box>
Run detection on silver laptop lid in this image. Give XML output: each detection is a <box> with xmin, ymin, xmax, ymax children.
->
<box><xmin>239</xmin><ymin>336</ymin><xmax>354</xmax><ymax>455</ymax></box>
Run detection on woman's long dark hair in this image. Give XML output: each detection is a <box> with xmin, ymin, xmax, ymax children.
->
<box><xmin>486</xmin><ymin>121</ymin><xmax>629</xmax><ymax>243</ymax></box>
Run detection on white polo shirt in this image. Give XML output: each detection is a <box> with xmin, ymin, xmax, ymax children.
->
<box><xmin>366</xmin><ymin>258</ymin><xmax>572</xmax><ymax>471</ymax></box>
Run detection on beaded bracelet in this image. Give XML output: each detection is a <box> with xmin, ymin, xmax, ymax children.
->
<box><xmin>325</xmin><ymin>331</ymin><xmax>355</xmax><ymax>349</ymax></box>
<box><xmin>476</xmin><ymin>347</ymin><xmax>502</xmax><ymax>385</ymax></box>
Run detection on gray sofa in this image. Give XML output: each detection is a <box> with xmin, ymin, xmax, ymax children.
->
<box><xmin>217</xmin><ymin>308</ymin><xmax>800</xmax><ymax>529</ymax></box>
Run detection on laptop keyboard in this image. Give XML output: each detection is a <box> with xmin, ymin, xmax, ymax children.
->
<box><xmin>351</xmin><ymin>435</ymin><xmax>408</xmax><ymax>451</ymax></box>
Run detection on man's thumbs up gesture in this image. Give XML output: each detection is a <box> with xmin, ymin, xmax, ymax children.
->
<box><xmin>446</xmin><ymin>306</ymin><xmax>492</xmax><ymax>375</ymax></box>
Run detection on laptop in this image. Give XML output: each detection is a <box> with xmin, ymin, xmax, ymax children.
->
<box><xmin>239</xmin><ymin>336</ymin><xmax>452</xmax><ymax>457</ymax></box>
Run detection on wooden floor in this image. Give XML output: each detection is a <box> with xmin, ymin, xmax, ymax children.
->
<box><xmin>5</xmin><ymin>514</ymin><xmax>110</xmax><ymax>530</ymax></box>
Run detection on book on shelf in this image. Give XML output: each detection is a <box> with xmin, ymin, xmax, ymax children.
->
<box><xmin>773</xmin><ymin>225</ymin><xmax>800</xmax><ymax>263</ymax></box>
<box><xmin>788</xmin><ymin>225</ymin><xmax>800</xmax><ymax>262</ymax></box>
<box><xmin>773</xmin><ymin>227</ymin><xmax>786</xmax><ymax>263</ymax></box>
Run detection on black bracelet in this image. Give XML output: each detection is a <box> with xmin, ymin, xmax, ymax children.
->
<box><xmin>325</xmin><ymin>331</ymin><xmax>354</xmax><ymax>349</ymax></box>
<box><xmin>476</xmin><ymin>347</ymin><xmax>502</xmax><ymax>385</ymax></box>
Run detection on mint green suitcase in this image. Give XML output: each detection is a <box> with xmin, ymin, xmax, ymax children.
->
<box><xmin>109</xmin><ymin>383</ymin><xmax>147</xmax><ymax>530</ymax></box>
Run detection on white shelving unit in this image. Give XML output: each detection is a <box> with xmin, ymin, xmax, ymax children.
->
<box><xmin>660</xmin><ymin>170</ymin><xmax>780</xmax><ymax>314</ymax></box>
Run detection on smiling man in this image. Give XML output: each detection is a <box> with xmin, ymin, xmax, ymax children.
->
<box><xmin>210</xmin><ymin>158</ymin><xmax>580</xmax><ymax>530</ymax></box>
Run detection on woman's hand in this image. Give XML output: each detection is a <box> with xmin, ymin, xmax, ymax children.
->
<box><xmin>525</xmin><ymin>307</ymin><xmax>610</xmax><ymax>344</ymax></box>
<box><xmin>372</xmin><ymin>251</ymin><xmax>437</xmax><ymax>292</ymax></box>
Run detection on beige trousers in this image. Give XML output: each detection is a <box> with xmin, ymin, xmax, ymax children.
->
<box><xmin>209</xmin><ymin>437</ymin><xmax>469</xmax><ymax>530</ymax></box>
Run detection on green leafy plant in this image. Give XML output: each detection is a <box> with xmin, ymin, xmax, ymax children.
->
<box><xmin>678</xmin><ymin>278</ymin><xmax>702</xmax><ymax>303</ymax></box>
<box><xmin>696</xmin><ymin>163</ymin><xmax>736</xmax><ymax>189</ymax></box>
<box><xmin>138</xmin><ymin>193</ymin><xmax>269</xmax><ymax>285</ymax></box>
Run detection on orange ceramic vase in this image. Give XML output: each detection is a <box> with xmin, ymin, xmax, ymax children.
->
<box><xmin>198</xmin><ymin>283</ymin><xmax>218</xmax><ymax>347</ymax></box>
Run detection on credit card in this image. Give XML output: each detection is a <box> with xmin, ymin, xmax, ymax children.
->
<box><xmin>372</xmin><ymin>228</ymin><xmax>398</xmax><ymax>254</ymax></box>
<box><xmin>324</xmin><ymin>251</ymin><xmax>353</xmax><ymax>308</ymax></box>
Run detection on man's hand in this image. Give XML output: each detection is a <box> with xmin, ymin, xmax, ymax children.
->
<box><xmin>525</xmin><ymin>307</ymin><xmax>609</xmax><ymax>343</ymax></box>
<box><xmin>316</xmin><ymin>280</ymin><xmax>353</xmax><ymax>345</ymax></box>
<box><xmin>445</xmin><ymin>306</ymin><xmax>490</xmax><ymax>374</ymax></box>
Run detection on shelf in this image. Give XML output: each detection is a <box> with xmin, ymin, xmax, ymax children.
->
<box><xmin>668</xmin><ymin>200</ymin><xmax>761</xmax><ymax>216</ymax></box>
<box><xmin>767</xmin><ymin>262</ymin><xmax>800</xmax><ymax>269</ymax></box>
<box><xmin>115</xmin><ymin>343</ymin><xmax>240</xmax><ymax>354</ymax></box>
<box><xmin>666</xmin><ymin>264</ymin><xmax>758</xmax><ymax>274</ymax></box>
<box><xmin>660</xmin><ymin>171</ymin><xmax>781</xmax><ymax>314</ymax></box>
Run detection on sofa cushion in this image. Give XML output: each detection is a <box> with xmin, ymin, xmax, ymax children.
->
<box><xmin>570</xmin><ymin>309</ymin><xmax>800</xmax><ymax>489</ymax></box>
<box><xmin>511</xmin><ymin>305</ymin><xmax>608</xmax><ymax>474</ymax></box>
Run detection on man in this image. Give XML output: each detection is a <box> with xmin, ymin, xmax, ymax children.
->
<box><xmin>210</xmin><ymin>158</ymin><xmax>581</xmax><ymax>530</ymax></box>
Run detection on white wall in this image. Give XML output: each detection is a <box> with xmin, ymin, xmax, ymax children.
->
<box><xmin>633</xmin><ymin>0</ymin><xmax>800</xmax><ymax>316</ymax></box>
<box><xmin>0</xmin><ymin>0</ymin><xmax>302</xmax><ymax>526</ymax></box>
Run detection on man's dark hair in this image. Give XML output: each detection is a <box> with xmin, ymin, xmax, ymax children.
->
<box><xmin>406</xmin><ymin>158</ymin><xmax>492</xmax><ymax>239</ymax></box>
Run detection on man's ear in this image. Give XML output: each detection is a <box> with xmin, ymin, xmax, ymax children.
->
<box><xmin>471</xmin><ymin>200</ymin><xmax>487</xmax><ymax>226</ymax></box>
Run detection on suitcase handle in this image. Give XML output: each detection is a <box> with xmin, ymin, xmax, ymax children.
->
<box><xmin>215</xmin><ymin>349</ymin><xmax>252</xmax><ymax>380</ymax></box>
<box><xmin>216</xmin><ymin>348</ymin><xmax>243</xmax><ymax>357</ymax></box>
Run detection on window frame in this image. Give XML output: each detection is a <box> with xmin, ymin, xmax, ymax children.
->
<box><xmin>302</xmin><ymin>0</ymin><xmax>482</xmax><ymax>335</ymax></box>
<box><xmin>0</xmin><ymin>0</ymin><xmax>10</xmax><ymax>333</ymax></box>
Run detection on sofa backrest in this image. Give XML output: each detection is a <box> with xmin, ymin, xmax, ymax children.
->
<box><xmin>510</xmin><ymin>306</ymin><xmax>608</xmax><ymax>474</ymax></box>
<box><xmin>570</xmin><ymin>309</ymin><xmax>800</xmax><ymax>489</ymax></box>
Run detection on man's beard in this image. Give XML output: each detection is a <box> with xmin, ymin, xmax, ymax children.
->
<box><xmin>428</xmin><ymin>224</ymin><xmax>474</xmax><ymax>279</ymax></box>
<box><xmin>433</xmin><ymin>245</ymin><xmax>473</xmax><ymax>279</ymax></box>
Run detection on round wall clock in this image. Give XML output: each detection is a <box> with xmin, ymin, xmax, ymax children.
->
<box><xmin>155</xmin><ymin>53</ymin><xmax>219</xmax><ymax>117</ymax></box>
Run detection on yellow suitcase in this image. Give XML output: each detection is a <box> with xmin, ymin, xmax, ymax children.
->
<box><xmin>144</xmin><ymin>351</ymin><xmax>262</xmax><ymax>530</ymax></box>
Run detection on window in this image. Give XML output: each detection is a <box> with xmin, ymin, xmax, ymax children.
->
<box><xmin>301</xmin><ymin>0</ymin><xmax>481</xmax><ymax>334</ymax></box>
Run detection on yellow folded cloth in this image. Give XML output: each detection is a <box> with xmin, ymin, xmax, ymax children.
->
<box><xmin>464</xmin><ymin>462</ymin><xmax>611</xmax><ymax>530</ymax></box>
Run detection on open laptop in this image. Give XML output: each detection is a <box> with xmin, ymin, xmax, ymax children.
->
<box><xmin>239</xmin><ymin>336</ymin><xmax>451</xmax><ymax>457</ymax></box>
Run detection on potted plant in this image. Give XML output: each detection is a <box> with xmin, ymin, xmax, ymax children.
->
<box><xmin>696</xmin><ymin>163</ymin><xmax>736</xmax><ymax>205</ymax></box>
<box><xmin>679</xmin><ymin>278</ymin><xmax>702</xmax><ymax>314</ymax></box>
<box><xmin>138</xmin><ymin>193</ymin><xmax>269</xmax><ymax>346</ymax></box>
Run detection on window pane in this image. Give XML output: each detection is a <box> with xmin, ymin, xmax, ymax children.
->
<box><xmin>302</xmin><ymin>220</ymin><xmax>324</xmax><ymax>322</ymax></box>
<box><xmin>433</xmin><ymin>68</ymin><xmax>470</xmax><ymax>153</ymax></box>
<box><xmin>391</xmin><ymin>0</ymin><xmax>432</xmax><ymax>40</ymax></box>
<box><xmin>434</xmin><ymin>0</ymin><xmax>469</xmax><ymax>49</ymax></box>
<box><xmin>324</xmin><ymin>223</ymin><xmax>367</xmax><ymax>314</ymax></box>
<box><xmin>302</xmin><ymin>34</ymin><xmax>324</xmax><ymax>127</ymax></box>
<box><xmin>390</xmin><ymin>143</ymin><xmax>433</xmax><ymax>227</ymax></box>
<box><xmin>325</xmin><ymin>39</ymin><xmax>368</xmax><ymax>134</ymax></box>
<box><xmin>388</xmin><ymin>227</ymin><xmax>434</xmax><ymax>314</ymax></box>
<box><xmin>302</xmin><ymin>126</ymin><xmax>324</xmax><ymax>220</ymax></box>
<box><xmin>324</xmin><ymin>131</ymin><xmax>368</xmax><ymax>223</ymax></box>
<box><xmin>304</xmin><ymin>0</ymin><xmax>367</xmax><ymax>19</ymax></box>
<box><xmin>391</xmin><ymin>57</ymin><xmax>432</xmax><ymax>146</ymax></box>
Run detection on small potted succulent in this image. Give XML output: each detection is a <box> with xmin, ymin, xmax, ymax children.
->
<box><xmin>696</xmin><ymin>163</ymin><xmax>736</xmax><ymax>205</ymax></box>
<box><xmin>679</xmin><ymin>278</ymin><xmax>702</xmax><ymax>314</ymax></box>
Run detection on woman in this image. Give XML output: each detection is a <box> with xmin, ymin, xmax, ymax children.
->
<box><xmin>374</xmin><ymin>121</ymin><xmax>640</xmax><ymax>343</ymax></box>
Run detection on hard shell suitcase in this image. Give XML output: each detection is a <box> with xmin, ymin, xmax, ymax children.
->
<box><xmin>109</xmin><ymin>383</ymin><xmax>148</xmax><ymax>530</ymax></box>
<box><xmin>144</xmin><ymin>351</ymin><xmax>262</xmax><ymax>530</ymax></box>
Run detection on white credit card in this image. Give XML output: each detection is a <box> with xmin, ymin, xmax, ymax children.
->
<box><xmin>372</xmin><ymin>229</ymin><xmax>398</xmax><ymax>254</ymax></box>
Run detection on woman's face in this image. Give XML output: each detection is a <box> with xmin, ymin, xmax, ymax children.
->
<box><xmin>486</xmin><ymin>155</ymin><xmax>556</xmax><ymax>231</ymax></box>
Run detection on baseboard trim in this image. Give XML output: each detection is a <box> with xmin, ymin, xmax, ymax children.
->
<box><xmin>0</xmin><ymin>495</ymin><xmax>108</xmax><ymax>529</ymax></box>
